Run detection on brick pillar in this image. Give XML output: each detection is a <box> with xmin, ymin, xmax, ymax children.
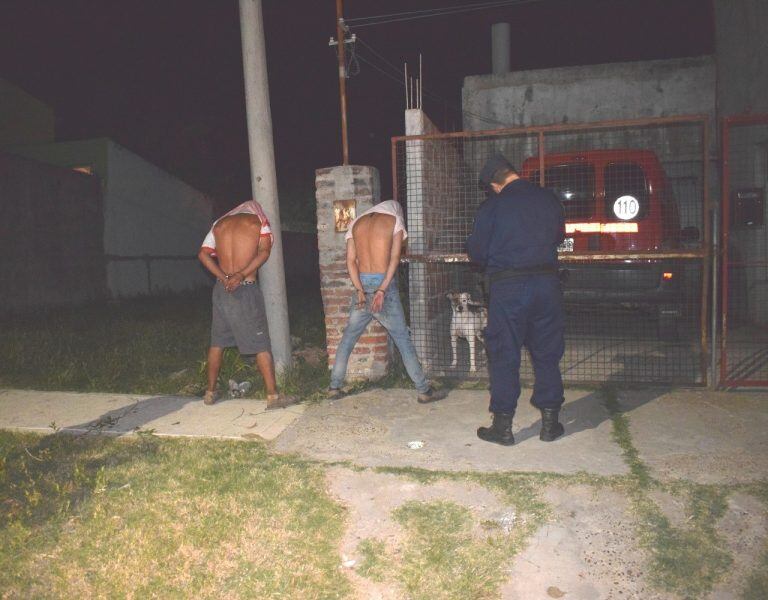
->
<box><xmin>315</xmin><ymin>165</ymin><xmax>390</xmax><ymax>381</ymax></box>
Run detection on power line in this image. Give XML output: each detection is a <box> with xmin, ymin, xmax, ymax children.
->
<box><xmin>346</xmin><ymin>0</ymin><xmax>539</xmax><ymax>24</ymax></box>
<box><xmin>345</xmin><ymin>0</ymin><xmax>546</xmax><ymax>28</ymax></box>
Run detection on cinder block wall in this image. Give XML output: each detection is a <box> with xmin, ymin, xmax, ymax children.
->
<box><xmin>315</xmin><ymin>165</ymin><xmax>389</xmax><ymax>381</ymax></box>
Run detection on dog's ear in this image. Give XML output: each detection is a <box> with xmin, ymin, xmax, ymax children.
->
<box><xmin>446</xmin><ymin>292</ymin><xmax>456</xmax><ymax>301</ymax></box>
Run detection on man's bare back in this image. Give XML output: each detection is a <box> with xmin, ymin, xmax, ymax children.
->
<box><xmin>213</xmin><ymin>214</ymin><xmax>262</xmax><ymax>281</ymax></box>
<box><xmin>352</xmin><ymin>213</ymin><xmax>396</xmax><ymax>273</ymax></box>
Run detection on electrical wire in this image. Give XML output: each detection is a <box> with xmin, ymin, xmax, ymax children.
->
<box><xmin>345</xmin><ymin>0</ymin><xmax>537</xmax><ymax>24</ymax></box>
<box><xmin>345</xmin><ymin>0</ymin><xmax>546</xmax><ymax>28</ymax></box>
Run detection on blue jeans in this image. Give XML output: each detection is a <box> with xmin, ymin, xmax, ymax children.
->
<box><xmin>330</xmin><ymin>273</ymin><xmax>430</xmax><ymax>393</ymax></box>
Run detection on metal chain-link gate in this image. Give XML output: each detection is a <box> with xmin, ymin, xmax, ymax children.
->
<box><xmin>721</xmin><ymin>115</ymin><xmax>768</xmax><ymax>387</ymax></box>
<box><xmin>392</xmin><ymin>116</ymin><xmax>710</xmax><ymax>386</ymax></box>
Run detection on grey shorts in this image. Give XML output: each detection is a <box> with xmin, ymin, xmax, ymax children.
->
<box><xmin>211</xmin><ymin>281</ymin><xmax>272</xmax><ymax>355</ymax></box>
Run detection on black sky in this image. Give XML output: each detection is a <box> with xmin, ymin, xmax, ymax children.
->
<box><xmin>0</xmin><ymin>0</ymin><xmax>714</xmax><ymax>214</ymax></box>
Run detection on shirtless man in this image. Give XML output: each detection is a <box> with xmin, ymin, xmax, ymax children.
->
<box><xmin>327</xmin><ymin>200</ymin><xmax>446</xmax><ymax>403</ymax></box>
<box><xmin>198</xmin><ymin>200</ymin><xmax>296</xmax><ymax>409</ymax></box>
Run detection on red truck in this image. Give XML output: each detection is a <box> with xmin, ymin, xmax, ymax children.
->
<box><xmin>521</xmin><ymin>149</ymin><xmax>699</xmax><ymax>340</ymax></box>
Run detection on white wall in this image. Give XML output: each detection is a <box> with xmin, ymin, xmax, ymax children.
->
<box><xmin>104</xmin><ymin>141</ymin><xmax>213</xmax><ymax>296</ymax></box>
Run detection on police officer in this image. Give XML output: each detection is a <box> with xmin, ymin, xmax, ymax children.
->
<box><xmin>467</xmin><ymin>153</ymin><xmax>566</xmax><ymax>446</ymax></box>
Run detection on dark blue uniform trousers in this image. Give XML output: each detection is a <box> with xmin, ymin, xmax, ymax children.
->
<box><xmin>485</xmin><ymin>274</ymin><xmax>565</xmax><ymax>415</ymax></box>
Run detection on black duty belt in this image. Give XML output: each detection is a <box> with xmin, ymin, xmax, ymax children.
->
<box><xmin>487</xmin><ymin>265</ymin><xmax>558</xmax><ymax>284</ymax></box>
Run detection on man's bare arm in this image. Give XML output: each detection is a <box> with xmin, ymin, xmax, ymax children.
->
<box><xmin>346</xmin><ymin>238</ymin><xmax>366</xmax><ymax>308</ymax></box>
<box><xmin>198</xmin><ymin>249</ymin><xmax>228</xmax><ymax>282</ymax></box>
<box><xmin>346</xmin><ymin>238</ymin><xmax>364</xmax><ymax>291</ymax></box>
<box><xmin>240</xmin><ymin>235</ymin><xmax>273</xmax><ymax>279</ymax></box>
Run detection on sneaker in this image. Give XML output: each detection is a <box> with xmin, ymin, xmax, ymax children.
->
<box><xmin>266</xmin><ymin>393</ymin><xmax>299</xmax><ymax>410</ymax></box>
<box><xmin>417</xmin><ymin>388</ymin><xmax>448</xmax><ymax>404</ymax></box>
<box><xmin>203</xmin><ymin>390</ymin><xmax>219</xmax><ymax>405</ymax></box>
<box><xmin>327</xmin><ymin>387</ymin><xmax>344</xmax><ymax>400</ymax></box>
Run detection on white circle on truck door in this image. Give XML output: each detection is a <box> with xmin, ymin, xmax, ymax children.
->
<box><xmin>613</xmin><ymin>195</ymin><xmax>640</xmax><ymax>220</ymax></box>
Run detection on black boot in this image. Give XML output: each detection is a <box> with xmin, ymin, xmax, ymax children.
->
<box><xmin>539</xmin><ymin>408</ymin><xmax>564</xmax><ymax>442</ymax></box>
<box><xmin>477</xmin><ymin>413</ymin><xmax>515</xmax><ymax>446</ymax></box>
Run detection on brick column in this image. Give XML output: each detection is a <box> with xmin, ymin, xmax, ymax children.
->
<box><xmin>315</xmin><ymin>165</ymin><xmax>389</xmax><ymax>381</ymax></box>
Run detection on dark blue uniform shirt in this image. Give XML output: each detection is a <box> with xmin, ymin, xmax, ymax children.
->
<box><xmin>466</xmin><ymin>178</ymin><xmax>565</xmax><ymax>273</ymax></box>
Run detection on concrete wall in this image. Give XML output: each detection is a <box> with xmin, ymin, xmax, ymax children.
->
<box><xmin>0</xmin><ymin>152</ymin><xmax>105</xmax><ymax>312</ymax></box>
<box><xmin>0</xmin><ymin>79</ymin><xmax>54</xmax><ymax>146</ymax></box>
<box><xmin>714</xmin><ymin>0</ymin><xmax>768</xmax><ymax>117</ymax></box>
<box><xmin>715</xmin><ymin>0</ymin><xmax>768</xmax><ymax>326</ymax></box>
<box><xmin>104</xmin><ymin>141</ymin><xmax>213</xmax><ymax>296</ymax></box>
<box><xmin>6</xmin><ymin>138</ymin><xmax>213</xmax><ymax>297</ymax></box>
<box><xmin>462</xmin><ymin>56</ymin><xmax>716</xmax><ymax>131</ymax></box>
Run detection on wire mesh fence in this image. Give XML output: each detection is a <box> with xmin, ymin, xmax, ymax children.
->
<box><xmin>721</xmin><ymin>116</ymin><xmax>768</xmax><ymax>387</ymax></box>
<box><xmin>393</xmin><ymin>116</ymin><xmax>709</xmax><ymax>386</ymax></box>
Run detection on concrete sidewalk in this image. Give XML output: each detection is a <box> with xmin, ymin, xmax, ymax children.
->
<box><xmin>1</xmin><ymin>386</ymin><xmax>766</xmax><ymax>482</ymax></box>
<box><xmin>275</xmin><ymin>386</ymin><xmax>768</xmax><ymax>483</ymax></box>
<box><xmin>0</xmin><ymin>388</ymin><xmax>305</xmax><ymax>441</ymax></box>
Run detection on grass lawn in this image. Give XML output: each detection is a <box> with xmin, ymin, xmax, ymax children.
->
<box><xmin>0</xmin><ymin>430</ymin><xmax>350</xmax><ymax>599</ymax></box>
<box><xmin>0</xmin><ymin>289</ymin><xmax>329</xmax><ymax>400</ymax></box>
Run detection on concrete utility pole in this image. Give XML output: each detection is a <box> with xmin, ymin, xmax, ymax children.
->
<box><xmin>238</xmin><ymin>0</ymin><xmax>292</xmax><ymax>372</ymax></box>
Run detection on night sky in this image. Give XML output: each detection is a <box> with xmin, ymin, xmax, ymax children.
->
<box><xmin>0</xmin><ymin>0</ymin><xmax>714</xmax><ymax>216</ymax></box>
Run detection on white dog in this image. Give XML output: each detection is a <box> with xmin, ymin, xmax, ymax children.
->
<box><xmin>446</xmin><ymin>292</ymin><xmax>488</xmax><ymax>373</ymax></box>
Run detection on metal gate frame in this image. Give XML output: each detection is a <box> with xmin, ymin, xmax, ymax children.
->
<box><xmin>392</xmin><ymin>115</ymin><xmax>712</xmax><ymax>386</ymax></box>
<box><xmin>720</xmin><ymin>114</ymin><xmax>768</xmax><ymax>387</ymax></box>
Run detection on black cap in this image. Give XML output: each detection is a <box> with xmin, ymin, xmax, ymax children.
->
<box><xmin>478</xmin><ymin>153</ymin><xmax>514</xmax><ymax>188</ymax></box>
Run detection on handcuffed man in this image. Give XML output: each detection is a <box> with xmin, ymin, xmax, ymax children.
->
<box><xmin>327</xmin><ymin>200</ymin><xmax>446</xmax><ymax>404</ymax></box>
<box><xmin>198</xmin><ymin>200</ymin><xmax>297</xmax><ymax>409</ymax></box>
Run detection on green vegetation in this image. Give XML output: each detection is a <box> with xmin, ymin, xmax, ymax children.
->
<box><xmin>393</xmin><ymin>500</ymin><xmax>508</xmax><ymax>599</ymax></box>
<box><xmin>0</xmin><ymin>430</ymin><xmax>349</xmax><ymax>598</ymax></box>
<box><xmin>602</xmin><ymin>387</ymin><xmax>733</xmax><ymax>599</ymax></box>
<box><xmin>742</xmin><ymin>547</ymin><xmax>768</xmax><ymax>600</ymax></box>
<box><xmin>356</xmin><ymin>538</ymin><xmax>390</xmax><ymax>582</ymax></box>
<box><xmin>0</xmin><ymin>290</ymin><xmax>328</xmax><ymax>400</ymax></box>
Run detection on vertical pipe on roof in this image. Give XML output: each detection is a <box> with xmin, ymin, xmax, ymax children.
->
<box><xmin>492</xmin><ymin>22</ymin><xmax>511</xmax><ymax>75</ymax></box>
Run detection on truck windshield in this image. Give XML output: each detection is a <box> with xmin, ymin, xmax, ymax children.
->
<box><xmin>532</xmin><ymin>164</ymin><xmax>595</xmax><ymax>220</ymax></box>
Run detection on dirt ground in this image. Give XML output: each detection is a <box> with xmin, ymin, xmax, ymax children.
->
<box><xmin>327</xmin><ymin>468</ymin><xmax>768</xmax><ymax>600</ymax></box>
<box><xmin>293</xmin><ymin>387</ymin><xmax>768</xmax><ymax>600</ymax></box>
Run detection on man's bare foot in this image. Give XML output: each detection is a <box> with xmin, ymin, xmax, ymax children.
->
<box><xmin>203</xmin><ymin>390</ymin><xmax>219</xmax><ymax>405</ymax></box>
<box><xmin>266</xmin><ymin>393</ymin><xmax>299</xmax><ymax>410</ymax></box>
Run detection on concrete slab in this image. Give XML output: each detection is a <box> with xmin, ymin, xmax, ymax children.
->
<box><xmin>624</xmin><ymin>388</ymin><xmax>768</xmax><ymax>484</ymax></box>
<box><xmin>0</xmin><ymin>389</ymin><xmax>304</xmax><ymax>441</ymax></box>
<box><xmin>501</xmin><ymin>484</ymin><xmax>673</xmax><ymax>600</ymax></box>
<box><xmin>274</xmin><ymin>387</ymin><xmax>627</xmax><ymax>476</ymax></box>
